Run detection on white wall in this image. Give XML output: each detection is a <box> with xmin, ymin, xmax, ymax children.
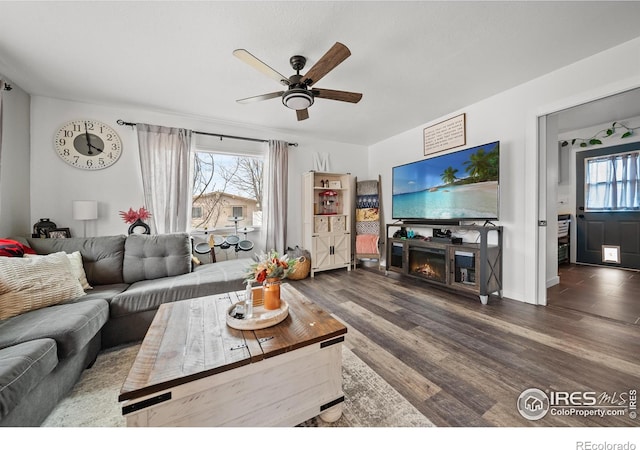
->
<box><xmin>29</xmin><ymin>96</ymin><xmax>368</xmax><ymax>242</ymax></box>
<box><xmin>369</xmin><ymin>36</ymin><xmax>640</xmax><ymax>304</ymax></box>
<box><xmin>0</xmin><ymin>79</ymin><xmax>30</xmax><ymax>237</ymax></box>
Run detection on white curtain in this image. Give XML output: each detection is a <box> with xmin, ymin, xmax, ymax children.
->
<box><xmin>136</xmin><ymin>123</ymin><xmax>192</xmax><ymax>234</ymax></box>
<box><xmin>263</xmin><ymin>140</ymin><xmax>288</xmax><ymax>254</ymax></box>
<box><xmin>619</xmin><ymin>152</ymin><xmax>639</xmax><ymax>208</ymax></box>
<box><xmin>586</xmin><ymin>151</ymin><xmax>640</xmax><ymax>210</ymax></box>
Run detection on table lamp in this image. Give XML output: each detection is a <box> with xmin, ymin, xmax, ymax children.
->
<box><xmin>73</xmin><ymin>200</ymin><xmax>98</xmax><ymax>237</ymax></box>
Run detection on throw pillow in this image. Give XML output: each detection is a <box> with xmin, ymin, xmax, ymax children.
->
<box><xmin>25</xmin><ymin>251</ymin><xmax>92</xmax><ymax>290</ymax></box>
<box><xmin>0</xmin><ymin>252</ymin><xmax>86</xmax><ymax>321</ymax></box>
<box><xmin>0</xmin><ymin>239</ymin><xmax>36</xmax><ymax>257</ymax></box>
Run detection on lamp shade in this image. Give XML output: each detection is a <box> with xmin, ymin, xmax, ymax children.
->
<box><xmin>282</xmin><ymin>89</ymin><xmax>314</xmax><ymax>110</ymax></box>
<box><xmin>72</xmin><ymin>200</ymin><xmax>98</xmax><ymax>221</ymax></box>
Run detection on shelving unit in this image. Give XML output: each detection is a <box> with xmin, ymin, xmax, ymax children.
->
<box><xmin>385</xmin><ymin>223</ymin><xmax>503</xmax><ymax>304</ymax></box>
<box><xmin>558</xmin><ymin>214</ymin><xmax>571</xmax><ymax>264</ymax></box>
<box><xmin>303</xmin><ymin>172</ymin><xmax>353</xmax><ymax>277</ymax></box>
<box><xmin>353</xmin><ymin>175</ymin><xmax>383</xmax><ymax>269</ymax></box>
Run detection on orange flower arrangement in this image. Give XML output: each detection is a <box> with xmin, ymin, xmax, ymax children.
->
<box><xmin>246</xmin><ymin>250</ymin><xmax>297</xmax><ymax>283</ymax></box>
<box><xmin>119</xmin><ymin>207</ymin><xmax>152</xmax><ymax>224</ymax></box>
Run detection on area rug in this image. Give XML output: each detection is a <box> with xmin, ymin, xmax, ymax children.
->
<box><xmin>42</xmin><ymin>344</ymin><xmax>434</xmax><ymax>427</ymax></box>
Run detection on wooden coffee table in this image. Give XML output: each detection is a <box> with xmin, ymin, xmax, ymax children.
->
<box><xmin>119</xmin><ymin>283</ymin><xmax>347</xmax><ymax>426</ymax></box>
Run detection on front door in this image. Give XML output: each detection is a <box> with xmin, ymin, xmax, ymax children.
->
<box><xmin>575</xmin><ymin>143</ymin><xmax>640</xmax><ymax>269</ymax></box>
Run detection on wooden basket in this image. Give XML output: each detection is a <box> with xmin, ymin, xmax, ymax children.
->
<box><xmin>288</xmin><ymin>256</ymin><xmax>311</xmax><ymax>280</ymax></box>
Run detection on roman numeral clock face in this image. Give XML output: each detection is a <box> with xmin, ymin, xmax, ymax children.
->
<box><xmin>54</xmin><ymin>120</ymin><xmax>122</xmax><ymax>170</ymax></box>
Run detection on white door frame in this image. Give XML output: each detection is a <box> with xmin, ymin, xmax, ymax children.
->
<box><xmin>531</xmin><ymin>78</ymin><xmax>640</xmax><ymax>305</ymax></box>
<box><xmin>537</xmin><ymin>115</ymin><xmax>549</xmax><ymax>306</ymax></box>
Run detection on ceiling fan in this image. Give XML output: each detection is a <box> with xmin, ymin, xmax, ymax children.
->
<box><xmin>233</xmin><ymin>42</ymin><xmax>362</xmax><ymax>121</ymax></box>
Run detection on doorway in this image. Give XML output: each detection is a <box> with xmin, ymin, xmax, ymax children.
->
<box><xmin>575</xmin><ymin>144</ymin><xmax>640</xmax><ymax>269</ymax></box>
<box><xmin>540</xmin><ymin>87</ymin><xmax>640</xmax><ymax>322</ymax></box>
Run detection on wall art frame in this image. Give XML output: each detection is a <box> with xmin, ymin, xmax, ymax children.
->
<box><xmin>423</xmin><ymin>113</ymin><xmax>466</xmax><ymax>156</ymax></box>
<box><xmin>46</xmin><ymin>228</ymin><xmax>71</xmax><ymax>238</ymax></box>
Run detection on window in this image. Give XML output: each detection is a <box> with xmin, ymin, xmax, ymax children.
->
<box><xmin>231</xmin><ymin>206</ymin><xmax>244</xmax><ymax>219</ymax></box>
<box><xmin>191</xmin><ymin>149</ymin><xmax>264</xmax><ymax>231</ymax></box>
<box><xmin>192</xmin><ymin>206</ymin><xmax>203</xmax><ymax>219</ymax></box>
<box><xmin>585</xmin><ymin>151</ymin><xmax>639</xmax><ymax>211</ymax></box>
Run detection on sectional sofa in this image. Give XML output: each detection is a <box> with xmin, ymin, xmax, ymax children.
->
<box><xmin>0</xmin><ymin>232</ymin><xmax>250</xmax><ymax>427</ymax></box>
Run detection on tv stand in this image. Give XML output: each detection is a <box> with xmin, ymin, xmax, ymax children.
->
<box><xmin>385</xmin><ymin>222</ymin><xmax>503</xmax><ymax>304</ymax></box>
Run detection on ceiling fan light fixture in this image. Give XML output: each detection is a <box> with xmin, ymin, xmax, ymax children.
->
<box><xmin>282</xmin><ymin>89</ymin><xmax>314</xmax><ymax>110</ymax></box>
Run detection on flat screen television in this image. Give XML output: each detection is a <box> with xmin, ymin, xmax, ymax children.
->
<box><xmin>392</xmin><ymin>141</ymin><xmax>500</xmax><ymax>222</ymax></box>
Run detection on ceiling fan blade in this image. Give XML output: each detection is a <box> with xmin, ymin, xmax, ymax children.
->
<box><xmin>233</xmin><ymin>49</ymin><xmax>290</xmax><ymax>86</ymax></box>
<box><xmin>296</xmin><ymin>109</ymin><xmax>309</xmax><ymax>121</ymax></box>
<box><xmin>302</xmin><ymin>42</ymin><xmax>351</xmax><ymax>86</ymax></box>
<box><xmin>313</xmin><ymin>88</ymin><xmax>362</xmax><ymax>103</ymax></box>
<box><xmin>236</xmin><ymin>91</ymin><xmax>284</xmax><ymax>104</ymax></box>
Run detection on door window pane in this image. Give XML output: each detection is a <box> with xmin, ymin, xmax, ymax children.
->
<box><xmin>585</xmin><ymin>151</ymin><xmax>639</xmax><ymax>211</ymax></box>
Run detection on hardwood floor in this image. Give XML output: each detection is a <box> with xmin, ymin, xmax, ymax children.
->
<box><xmin>293</xmin><ymin>268</ymin><xmax>640</xmax><ymax>427</ymax></box>
<box><xmin>548</xmin><ymin>263</ymin><xmax>640</xmax><ymax>325</ymax></box>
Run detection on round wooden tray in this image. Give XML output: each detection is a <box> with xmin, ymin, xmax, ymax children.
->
<box><xmin>226</xmin><ymin>300</ymin><xmax>289</xmax><ymax>330</ymax></box>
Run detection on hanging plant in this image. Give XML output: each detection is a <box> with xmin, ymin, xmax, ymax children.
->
<box><xmin>561</xmin><ymin>121</ymin><xmax>637</xmax><ymax>148</ymax></box>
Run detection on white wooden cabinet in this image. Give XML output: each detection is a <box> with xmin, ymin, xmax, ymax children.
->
<box><xmin>303</xmin><ymin>172</ymin><xmax>352</xmax><ymax>277</ymax></box>
<box><xmin>312</xmin><ymin>233</ymin><xmax>351</xmax><ymax>270</ymax></box>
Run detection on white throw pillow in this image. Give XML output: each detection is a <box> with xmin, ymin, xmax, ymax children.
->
<box><xmin>25</xmin><ymin>251</ymin><xmax>92</xmax><ymax>290</ymax></box>
<box><xmin>0</xmin><ymin>252</ymin><xmax>86</xmax><ymax>321</ymax></box>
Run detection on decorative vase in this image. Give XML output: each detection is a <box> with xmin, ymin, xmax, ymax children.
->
<box><xmin>263</xmin><ymin>277</ymin><xmax>282</xmax><ymax>310</ymax></box>
<box><xmin>128</xmin><ymin>219</ymin><xmax>151</xmax><ymax>235</ymax></box>
<box><xmin>33</xmin><ymin>218</ymin><xmax>57</xmax><ymax>238</ymax></box>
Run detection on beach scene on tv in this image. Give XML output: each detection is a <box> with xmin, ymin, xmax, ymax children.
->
<box><xmin>392</xmin><ymin>142</ymin><xmax>500</xmax><ymax>220</ymax></box>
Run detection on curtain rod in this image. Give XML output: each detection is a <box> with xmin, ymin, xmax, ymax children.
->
<box><xmin>116</xmin><ymin>119</ymin><xmax>298</xmax><ymax>147</ymax></box>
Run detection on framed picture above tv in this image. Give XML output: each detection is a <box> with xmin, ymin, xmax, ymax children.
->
<box><xmin>423</xmin><ymin>113</ymin><xmax>466</xmax><ymax>156</ymax></box>
<box><xmin>392</xmin><ymin>141</ymin><xmax>500</xmax><ymax>222</ymax></box>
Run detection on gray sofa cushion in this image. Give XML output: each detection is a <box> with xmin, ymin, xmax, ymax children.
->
<box><xmin>111</xmin><ymin>258</ymin><xmax>250</xmax><ymax>317</ymax></box>
<box><xmin>122</xmin><ymin>233</ymin><xmax>192</xmax><ymax>284</ymax></box>
<box><xmin>66</xmin><ymin>283</ymin><xmax>130</xmax><ymax>304</ymax></box>
<box><xmin>25</xmin><ymin>236</ymin><xmax>126</xmax><ymax>286</ymax></box>
<box><xmin>0</xmin><ymin>339</ymin><xmax>58</xmax><ymax>421</ymax></box>
<box><xmin>0</xmin><ymin>299</ymin><xmax>109</xmax><ymax>359</ymax></box>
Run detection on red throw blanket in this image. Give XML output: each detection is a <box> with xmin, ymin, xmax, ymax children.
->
<box><xmin>356</xmin><ymin>234</ymin><xmax>379</xmax><ymax>254</ymax></box>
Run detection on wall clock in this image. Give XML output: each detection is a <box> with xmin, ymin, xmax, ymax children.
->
<box><xmin>54</xmin><ymin>119</ymin><xmax>123</xmax><ymax>170</ymax></box>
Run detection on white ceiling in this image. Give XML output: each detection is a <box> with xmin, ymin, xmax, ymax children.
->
<box><xmin>553</xmin><ymin>87</ymin><xmax>640</xmax><ymax>133</ymax></box>
<box><xmin>1</xmin><ymin>1</ymin><xmax>640</xmax><ymax>146</ymax></box>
